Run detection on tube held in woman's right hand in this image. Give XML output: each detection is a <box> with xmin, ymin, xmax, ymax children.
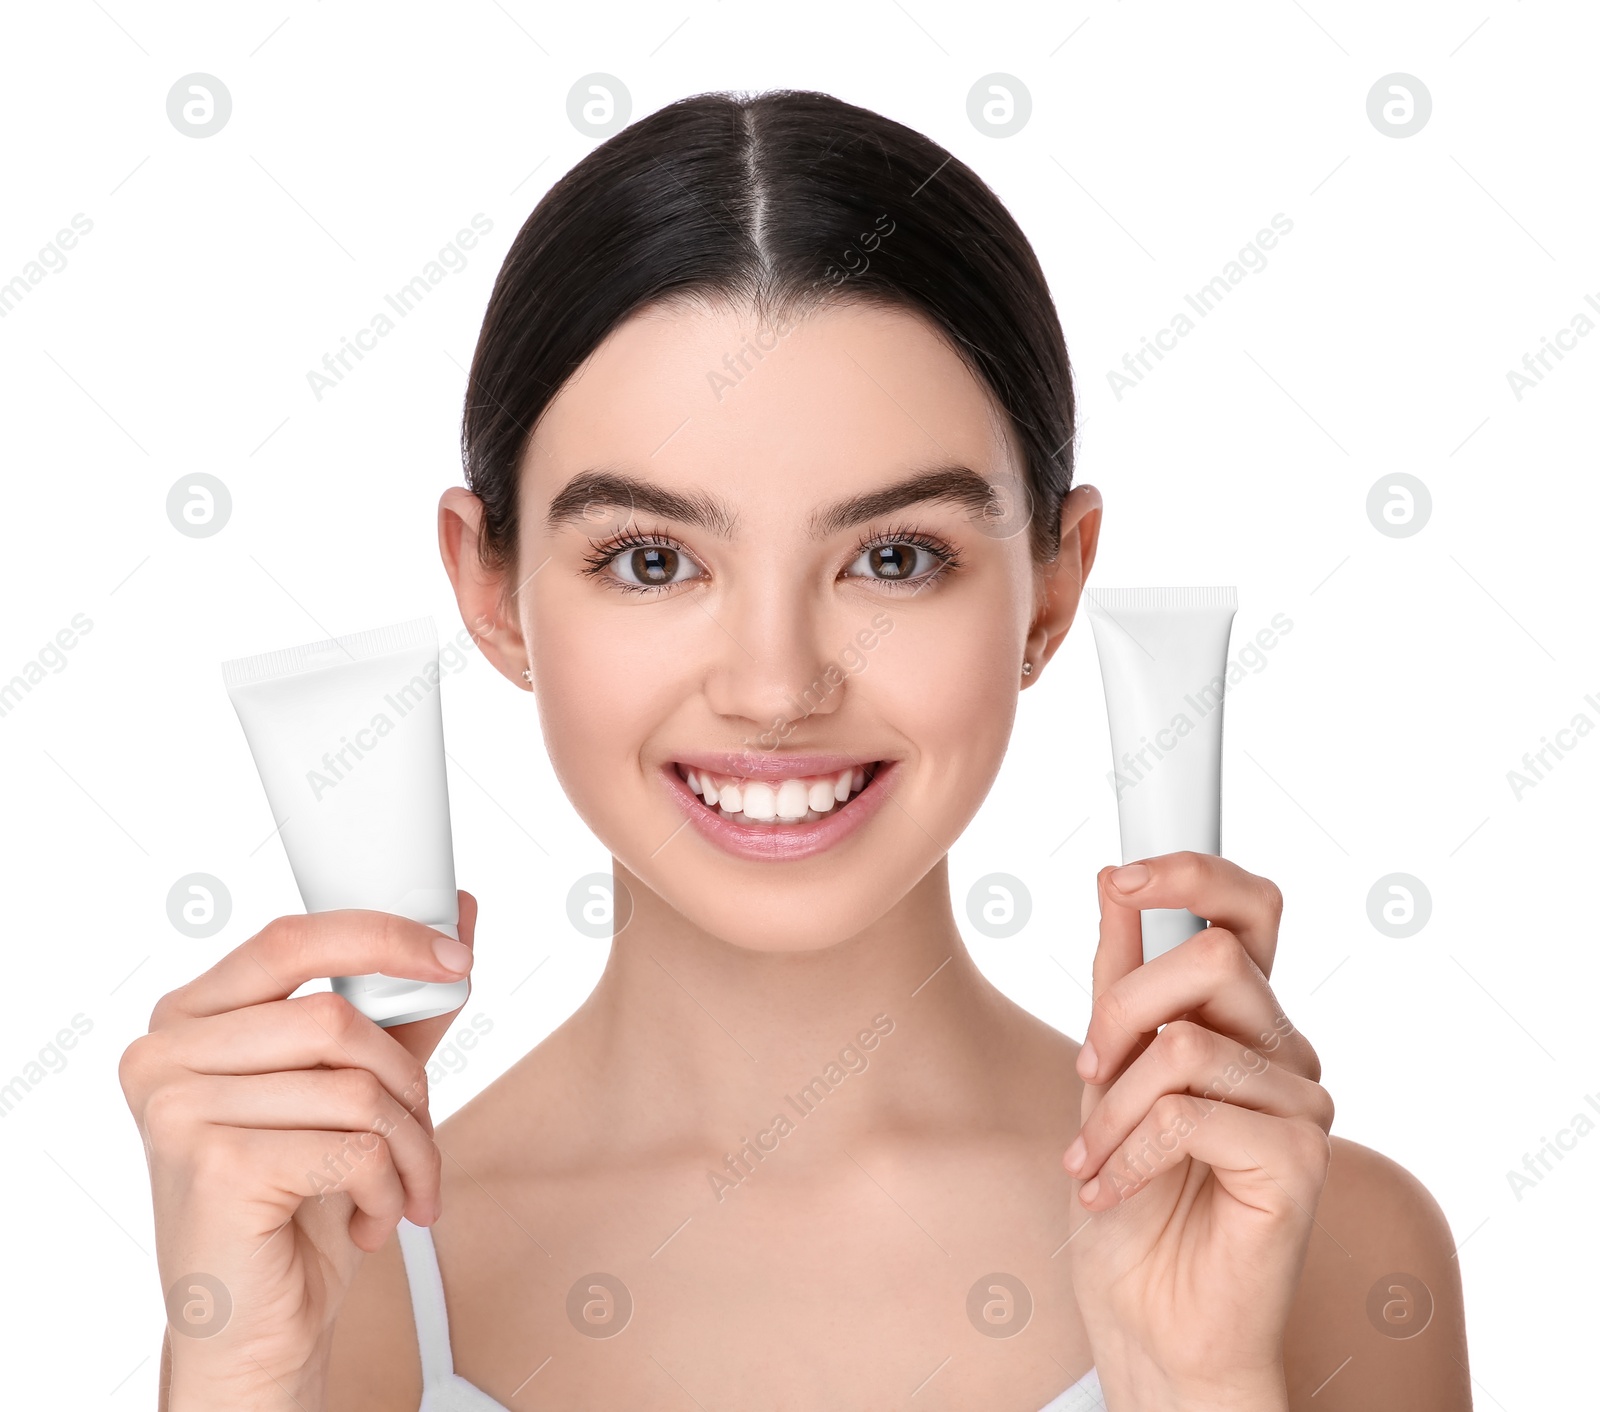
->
<box><xmin>221</xmin><ymin>615</ymin><xmax>470</xmax><ymax>1026</ymax></box>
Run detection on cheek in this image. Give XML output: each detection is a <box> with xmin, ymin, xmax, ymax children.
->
<box><xmin>525</xmin><ymin>594</ymin><xmax>679</xmax><ymax>810</ymax></box>
<box><xmin>867</xmin><ymin>595</ymin><xmax>1021</xmax><ymax>809</ymax></box>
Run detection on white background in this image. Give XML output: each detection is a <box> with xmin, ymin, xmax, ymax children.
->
<box><xmin>1</xmin><ymin>1</ymin><xmax>1594</xmax><ymax>1405</ymax></box>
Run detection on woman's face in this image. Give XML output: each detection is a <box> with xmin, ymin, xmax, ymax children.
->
<box><xmin>447</xmin><ymin>297</ymin><xmax>1098</xmax><ymax>953</ymax></box>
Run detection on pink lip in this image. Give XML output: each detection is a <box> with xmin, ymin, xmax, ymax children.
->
<box><xmin>661</xmin><ymin>758</ymin><xmax>898</xmax><ymax>862</ymax></box>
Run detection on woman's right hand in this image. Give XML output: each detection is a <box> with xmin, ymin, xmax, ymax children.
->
<box><xmin>118</xmin><ymin>892</ymin><xmax>478</xmax><ymax>1411</ymax></box>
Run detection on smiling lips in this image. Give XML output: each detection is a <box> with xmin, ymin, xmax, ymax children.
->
<box><xmin>663</xmin><ymin>754</ymin><xmax>894</xmax><ymax>860</ymax></box>
<box><xmin>677</xmin><ymin>761</ymin><xmax>872</xmax><ymax>824</ymax></box>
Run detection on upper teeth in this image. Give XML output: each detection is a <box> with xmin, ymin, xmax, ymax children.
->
<box><xmin>681</xmin><ymin>765</ymin><xmax>870</xmax><ymax>823</ymax></box>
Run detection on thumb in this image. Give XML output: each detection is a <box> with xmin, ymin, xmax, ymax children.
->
<box><xmin>386</xmin><ymin>888</ymin><xmax>478</xmax><ymax>1065</ymax></box>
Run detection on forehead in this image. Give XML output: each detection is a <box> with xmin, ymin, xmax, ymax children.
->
<box><xmin>520</xmin><ymin>298</ymin><xmax>1020</xmax><ymax>521</ymax></box>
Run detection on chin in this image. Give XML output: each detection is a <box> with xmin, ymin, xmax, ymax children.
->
<box><xmin>675</xmin><ymin>890</ymin><xmax>904</xmax><ymax>955</ymax></box>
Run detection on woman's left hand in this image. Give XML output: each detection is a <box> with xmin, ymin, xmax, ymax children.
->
<box><xmin>1064</xmin><ymin>852</ymin><xmax>1334</xmax><ymax>1412</ymax></box>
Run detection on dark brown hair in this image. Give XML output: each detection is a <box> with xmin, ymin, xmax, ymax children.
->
<box><xmin>462</xmin><ymin>88</ymin><xmax>1075</xmax><ymax>570</ymax></box>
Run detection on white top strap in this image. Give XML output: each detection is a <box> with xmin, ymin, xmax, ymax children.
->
<box><xmin>395</xmin><ymin>1217</ymin><xmax>457</xmax><ymax>1386</ymax></box>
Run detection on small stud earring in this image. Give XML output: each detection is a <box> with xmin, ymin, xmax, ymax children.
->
<box><xmin>521</xmin><ymin>668</ymin><xmax>533</xmax><ymax>683</ymax></box>
<box><xmin>1022</xmin><ymin>661</ymin><xmax>1033</xmax><ymax>676</ymax></box>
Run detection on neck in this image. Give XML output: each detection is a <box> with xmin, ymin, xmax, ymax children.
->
<box><xmin>552</xmin><ymin>855</ymin><xmax>1020</xmax><ymax>1159</ymax></box>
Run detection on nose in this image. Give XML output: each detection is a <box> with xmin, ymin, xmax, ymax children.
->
<box><xmin>700</xmin><ymin>591</ymin><xmax>848</xmax><ymax>739</ymax></box>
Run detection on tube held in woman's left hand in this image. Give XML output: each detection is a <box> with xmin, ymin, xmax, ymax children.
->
<box><xmin>1086</xmin><ymin>587</ymin><xmax>1238</xmax><ymax>963</ymax></box>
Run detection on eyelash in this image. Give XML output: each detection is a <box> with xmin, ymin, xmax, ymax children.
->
<box><xmin>848</xmin><ymin>522</ymin><xmax>963</xmax><ymax>592</ymax></box>
<box><xmin>579</xmin><ymin>523</ymin><xmax>963</xmax><ymax>596</ymax></box>
<box><xmin>579</xmin><ymin>527</ymin><xmax>694</xmax><ymax>596</ymax></box>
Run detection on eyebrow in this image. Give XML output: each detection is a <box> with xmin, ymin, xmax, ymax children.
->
<box><xmin>544</xmin><ymin>465</ymin><xmax>999</xmax><ymax>538</ymax></box>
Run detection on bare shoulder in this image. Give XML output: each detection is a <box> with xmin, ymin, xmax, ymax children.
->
<box><xmin>1284</xmin><ymin>1136</ymin><xmax>1471</xmax><ymax>1410</ymax></box>
<box><xmin>986</xmin><ymin>988</ymin><xmax>1087</xmax><ymax>1102</ymax></box>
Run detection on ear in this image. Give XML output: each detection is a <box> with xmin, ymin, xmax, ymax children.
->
<box><xmin>1022</xmin><ymin>482</ymin><xmax>1103</xmax><ymax>685</ymax></box>
<box><xmin>438</xmin><ymin>487</ymin><xmax>533</xmax><ymax>692</ymax></box>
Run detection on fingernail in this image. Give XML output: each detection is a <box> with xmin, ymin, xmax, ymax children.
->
<box><xmin>433</xmin><ymin>936</ymin><xmax>472</xmax><ymax>973</ymax></box>
<box><xmin>1063</xmin><ymin>1136</ymin><xmax>1087</xmax><ymax>1174</ymax></box>
<box><xmin>1076</xmin><ymin>1040</ymin><xmax>1098</xmax><ymax>1080</ymax></box>
<box><xmin>1109</xmin><ymin>862</ymin><xmax>1150</xmax><ymax>891</ymax></box>
<box><xmin>1079</xmin><ymin>1176</ymin><xmax>1100</xmax><ymax>1204</ymax></box>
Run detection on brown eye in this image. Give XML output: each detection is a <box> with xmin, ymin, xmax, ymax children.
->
<box><xmin>602</xmin><ymin>538</ymin><xmax>703</xmax><ymax>591</ymax></box>
<box><xmin>848</xmin><ymin>539</ymin><xmax>948</xmax><ymax>584</ymax></box>
<box><xmin>868</xmin><ymin>544</ymin><xmax>915</xmax><ymax>579</ymax></box>
<box><xmin>631</xmin><ymin>546</ymin><xmax>677</xmax><ymax>582</ymax></box>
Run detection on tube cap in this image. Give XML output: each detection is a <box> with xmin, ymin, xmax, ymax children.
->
<box><xmin>331</xmin><ymin>973</ymin><xmax>470</xmax><ymax>1027</ymax></box>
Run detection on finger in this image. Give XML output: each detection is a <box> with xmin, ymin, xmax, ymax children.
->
<box><xmin>1077</xmin><ymin>925</ymin><xmax>1318</xmax><ymax>1087</ymax></box>
<box><xmin>1075</xmin><ymin>1094</ymin><xmax>1332</xmax><ymax>1218</ymax></box>
<box><xmin>152</xmin><ymin>909</ymin><xmax>474</xmax><ymax>1026</ymax></box>
<box><xmin>384</xmin><ymin>889</ymin><xmax>478</xmax><ymax>1064</ymax></box>
<box><xmin>1064</xmin><ymin>1020</ymin><xmax>1334</xmax><ymax>1184</ymax></box>
<box><xmin>145</xmin><ymin>1071</ymin><xmax>442</xmax><ymax>1223</ymax></box>
<box><xmin>1087</xmin><ymin>864</ymin><xmax>1150</xmax><ymax>1054</ymax></box>
<box><xmin>1102</xmin><ymin>852</ymin><xmax>1283</xmax><ymax>971</ymax></box>
<box><xmin>147</xmin><ymin>993</ymin><xmax>432</xmax><ymax>1131</ymax></box>
<box><xmin>1091</xmin><ymin>864</ymin><xmax>1146</xmax><ymax>1002</ymax></box>
<box><xmin>224</xmin><ymin>1126</ymin><xmax>413</xmax><ymax>1250</ymax></box>
<box><xmin>1081</xmin><ymin>865</ymin><xmax>1153</xmax><ymax>1128</ymax></box>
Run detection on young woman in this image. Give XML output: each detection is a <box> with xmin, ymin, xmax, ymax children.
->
<box><xmin>120</xmin><ymin>90</ymin><xmax>1470</xmax><ymax>1410</ymax></box>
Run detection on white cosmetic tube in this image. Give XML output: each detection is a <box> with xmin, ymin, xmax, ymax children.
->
<box><xmin>221</xmin><ymin>616</ymin><xmax>469</xmax><ymax>1026</ymax></box>
<box><xmin>1085</xmin><ymin>587</ymin><xmax>1238</xmax><ymax>962</ymax></box>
